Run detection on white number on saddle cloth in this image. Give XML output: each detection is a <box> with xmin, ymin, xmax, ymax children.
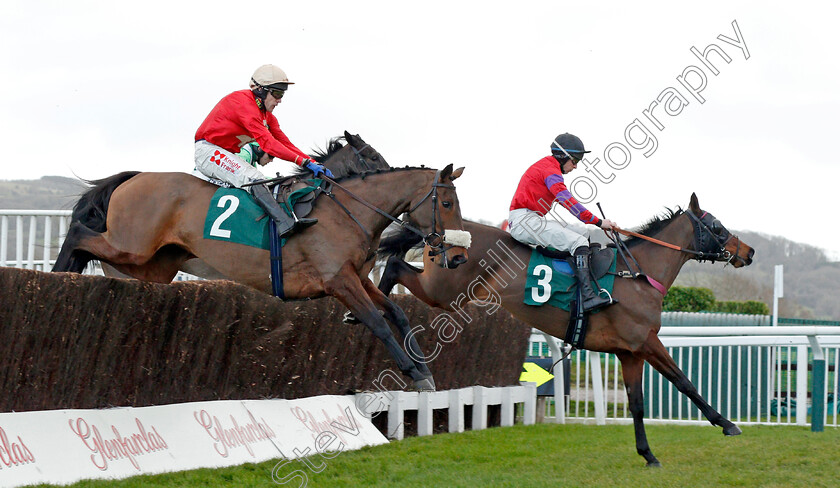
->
<box><xmin>531</xmin><ymin>264</ymin><xmax>553</xmax><ymax>304</ymax></box>
<box><xmin>209</xmin><ymin>195</ymin><xmax>240</xmax><ymax>239</ymax></box>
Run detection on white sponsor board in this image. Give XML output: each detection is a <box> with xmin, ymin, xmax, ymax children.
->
<box><xmin>0</xmin><ymin>395</ymin><xmax>387</xmax><ymax>487</ymax></box>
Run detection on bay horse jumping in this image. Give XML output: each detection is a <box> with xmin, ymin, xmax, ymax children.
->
<box><xmin>52</xmin><ymin>133</ymin><xmax>470</xmax><ymax>391</ymax></box>
<box><xmin>372</xmin><ymin>193</ymin><xmax>754</xmax><ymax>466</ymax></box>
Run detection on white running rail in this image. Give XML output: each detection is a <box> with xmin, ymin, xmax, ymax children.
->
<box><xmin>0</xmin><ymin>210</ymin><xmax>71</xmax><ymax>271</ymax></box>
<box><xmin>533</xmin><ymin>327</ymin><xmax>840</xmax><ymax>431</ymax></box>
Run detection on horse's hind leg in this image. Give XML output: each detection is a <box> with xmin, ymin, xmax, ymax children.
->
<box><xmin>53</xmin><ymin>222</ymin><xmax>99</xmax><ymax>273</ymax></box>
<box><xmin>618</xmin><ymin>353</ymin><xmax>661</xmax><ymax>467</ymax></box>
<box><xmin>326</xmin><ymin>264</ymin><xmax>431</xmax><ymax>390</ymax></box>
<box><xmin>643</xmin><ymin>334</ymin><xmax>741</xmax><ymax>436</ymax></box>
<box><xmin>53</xmin><ymin>222</ymin><xmax>178</xmax><ymax>283</ymax></box>
<box><xmin>54</xmin><ymin>222</ymin><xmax>144</xmax><ymax>274</ymax></box>
<box><xmin>362</xmin><ymin>277</ymin><xmax>435</xmax><ymax>389</ymax></box>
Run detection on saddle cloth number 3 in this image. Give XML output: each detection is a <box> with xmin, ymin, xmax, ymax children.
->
<box><xmin>531</xmin><ymin>264</ymin><xmax>553</xmax><ymax>304</ymax></box>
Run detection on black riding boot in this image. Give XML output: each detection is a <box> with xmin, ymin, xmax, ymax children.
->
<box><xmin>249</xmin><ymin>184</ymin><xmax>317</xmax><ymax>238</ymax></box>
<box><xmin>574</xmin><ymin>246</ymin><xmax>614</xmax><ymax>312</ymax></box>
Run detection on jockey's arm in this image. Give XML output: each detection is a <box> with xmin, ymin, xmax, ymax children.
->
<box><xmin>546</xmin><ymin>176</ymin><xmax>602</xmax><ymax>227</ymax></box>
<box><xmin>240</xmin><ymin>113</ymin><xmax>310</xmax><ymax>165</ymax></box>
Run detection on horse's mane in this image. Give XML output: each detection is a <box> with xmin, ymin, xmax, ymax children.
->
<box><xmin>323</xmin><ymin>164</ymin><xmax>435</xmax><ymax>183</ymax></box>
<box><xmin>624</xmin><ymin>207</ymin><xmax>684</xmax><ymax>248</ymax></box>
<box><xmin>310</xmin><ymin>136</ymin><xmax>391</xmax><ymax>179</ymax></box>
<box><xmin>309</xmin><ymin>137</ymin><xmax>345</xmax><ymax>165</ymax></box>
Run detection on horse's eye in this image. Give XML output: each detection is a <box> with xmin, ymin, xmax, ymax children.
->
<box><xmin>442</xmin><ymin>201</ymin><xmax>452</xmax><ymax>209</ymax></box>
<box><xmin>711</xmin><ymin>220</ymin><xmax>723</xmax><ymax>233</ymax></box>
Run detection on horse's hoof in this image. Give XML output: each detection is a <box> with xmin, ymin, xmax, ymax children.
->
<box><xmin>646</xmin><ymin>460</ymin><xmax>662</xmax><ymax>468</ymax></box>
<box><xmin>342</xmin><ymin>311</ymin><xmax>360</xmax><ymax>325</ymax></box>
<box><xmin>414</xmin><ymin>378</ymin><xmax>436</xmax><ymax>392</ymax></box>
<box><xmin>723</xmin><ymin>424</ymin><xmax>742</xmax><ymax>436</ymax></box>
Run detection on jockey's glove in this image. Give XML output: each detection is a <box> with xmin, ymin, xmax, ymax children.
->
<box><xmin>304</xmin><ymin>160</ymin><xmax>334</xmax><ymax>178</ymax></box>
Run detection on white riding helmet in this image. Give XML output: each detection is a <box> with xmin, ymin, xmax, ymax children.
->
<box><xmin>249</xmin><ymin>64</ymin><xmax>295</xmax><ymax>90</ymax></box>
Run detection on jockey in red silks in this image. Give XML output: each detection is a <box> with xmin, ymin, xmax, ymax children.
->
<box><xmin>508</xmin><ymin>133</ymin><xmax>619</xmax><ymax>312</ymax></box>
<box><xmin>193</xmin><ymin>64</ymin><xmax>333</xmax><ymax>238</ymax></box>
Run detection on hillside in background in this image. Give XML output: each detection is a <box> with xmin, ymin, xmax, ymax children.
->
<box><xmin>674</xmin><ymin>230</ymin><xmax>840</xmax><ymax>320</ymax></box>
<box><xmin>2</xmin><ymin>177</ymin><xmax>838</xmax><ymax>320</ymax></box>
<box><xmin>0</xmin><ymin>176</ymin><xmax>86</xmax><ymax>210</ymax></box>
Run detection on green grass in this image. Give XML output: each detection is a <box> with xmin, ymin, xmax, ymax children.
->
<box><xmin>24</xmin><ymin>424</ymin><xmax>840</xmax><ymax>488</ymax></box>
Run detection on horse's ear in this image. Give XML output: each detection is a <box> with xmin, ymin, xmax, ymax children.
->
<box><xmin>440</xmin><ymin>163</ymin><xmax>453</xmax><ymax>181</ymax></box>
<box><xmin>449</xmin><ymin>166</ymin><xmax>465</xmax><ymax>181</ymax></box>
<box><xmin>344</xmin><ymin>131</ymin><xmax>364</xmax><ymax>147</ymax></box>
<box><xmin>689</xmin><ymin>193</ymin><xmax>701</xmax><ymax>213</ymax></box>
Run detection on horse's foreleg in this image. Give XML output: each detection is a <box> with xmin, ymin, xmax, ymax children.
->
<box><xmin>343</xmin><ymin>256</ymin><xmax>433</xmax><ymax>325</ymax></box>
<box><xmin>377</xmin><ymin>256</ymin><xmax>423</xmax><ymax>296</ymax></box>
<box><xmin>619</xmin><ymin>353</ymin><xmax>661</xmax><ymax>467</ymax></box>
<box><xmin>642</xmin><ymin>334</ymin><xmax>741</xmax><ymax>436</ymax></box>
<box><xmin>326</xmin><ymin>265</ymin><xmax>432</xmax><ymax>390</ymax></box>
<box><xmin>362</xmin><ymin>278</ymin><xmax>434</xmax><ymax>388</ymax></box>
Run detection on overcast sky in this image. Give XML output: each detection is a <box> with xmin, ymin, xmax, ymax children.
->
<box><xmin>2</xmin><ymin>1</ymin><xmax>838</xmax><ymax>259</ymax></box>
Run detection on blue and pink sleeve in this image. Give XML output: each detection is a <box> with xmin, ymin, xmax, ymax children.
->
<box><xmin>544</xmin><ymin>174</ymin><xmax>601</xmax><ymax>226</ymax></box>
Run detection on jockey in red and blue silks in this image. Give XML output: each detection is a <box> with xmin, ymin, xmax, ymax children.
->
<box><xmin>508</xmin><ymin>132</ymin><xmax>619</xmax><ymax>312</ymax></box>
<box><xmin>193</xmin><ymin>64</ymin><xmax>332</xmax><ymax>238</ymax></box>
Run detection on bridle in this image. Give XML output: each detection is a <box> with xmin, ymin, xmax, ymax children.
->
<box><xmin>612</xmin><ymin>210</ymin><xmax>738</xmax><ymax>263</ymax></box>
<box><xmin>318</xmin><ymin>146</ymin><xmax>457</xmax><ymax>262</ymax></box>
<box><xmin>405</xmin><ymin>171</ymin><xmax>458</xmax><ymax>263</ymax></box>
<box><xmin>604</xmin><ymin>209</ymin><xmax>744</xmax><ymax>296</ymax></box>
<box><xmin>685</xmin><ymin>210</ymin><xmax>738</xmax><ymax>263</ymax></box>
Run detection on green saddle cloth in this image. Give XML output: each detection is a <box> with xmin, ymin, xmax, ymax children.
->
<box><xmin>202</xmin><ymin>180</ymin><xmax>322</xmax><ymax>250</ymax></box>
<box><xmin>523</xmin><ymin>248</ymin><xmax>617</xmax><ymax>311</ymax></box>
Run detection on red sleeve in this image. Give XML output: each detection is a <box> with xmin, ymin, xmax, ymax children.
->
<box><xmin>265</xmin><ymin>114</ymin><xmax>310</xmax><ymax>163</ymax></box>
<box><xmin>236</xmin><ymin>102</ymin><xmax>310</xmax><ymax>165</ymax></box>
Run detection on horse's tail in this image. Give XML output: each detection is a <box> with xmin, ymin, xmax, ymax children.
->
<box><xmin>71</xmin><ymin>171</ymin><xmax>140</xmax><ymax>232</ymax></box>
<box><xmin>377</xmin><ymin>226</ymin><xmax>424</xmax><ymax>260</ymax></box>
<box><xmin>53</xmin><ymin>171</ymin><xmax>141</xmax><ymax>273</ymax></box>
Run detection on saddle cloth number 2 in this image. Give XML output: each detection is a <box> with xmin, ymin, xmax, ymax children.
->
<box><xmin>209</xmin><ymin>195</ymin><xmax>240</xmax><ymax>239</ymax></box>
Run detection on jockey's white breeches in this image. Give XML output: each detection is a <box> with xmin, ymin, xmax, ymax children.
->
<box><xmin>508</xmin><ymin>208</ymin><xmax>589</xmax><ymax>253</ymax></box>
<box><xmin>194</xmin><ymin>140</ymin><xmax>265</xmax><ymax>188</ymax></box>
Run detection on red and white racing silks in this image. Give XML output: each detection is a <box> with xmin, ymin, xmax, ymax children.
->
<box><xmin>195</xmin><ymin>89</ymin><xmax>310</xmax><ymax>165</ymax></box>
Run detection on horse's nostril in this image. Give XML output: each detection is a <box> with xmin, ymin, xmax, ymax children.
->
<box><xmin>447</xmin><ymin>255</ymin><xmax>467</xmax><ymax>268</ymax></box>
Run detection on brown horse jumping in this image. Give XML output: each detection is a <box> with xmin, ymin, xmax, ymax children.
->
<box><xmin>53</xmin><ymin>133</ymin><xmax>469</xmax><ymax>390</ymax></box>
<box><xmin>373</xmin><ymin>193</ymin><xmax>754</xmax><ymax>466</ymax></box>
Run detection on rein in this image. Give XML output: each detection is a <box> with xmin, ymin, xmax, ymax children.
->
<box><xmin>612</xmin><ymin>228</ymin><xmax>682</xmax><ymax>251</ymax></box>
<box><xmin>611</xmin><ymin>211</ymin><xmax>731</xmax><ymax>262</ymax></box>
<box><xmin>322</xmin><ymin>174</ymin><xmax>423</xmax><ymax>240</ymax></box>
<box><xmin>599</xmin><ymin>210</ymin><xmax>735</xmax><ymax>296</ymax></box>
<box><xmin>320</xmin><ymin>169</ymin><xmax>455</xmax><ymax>259</ymax></box>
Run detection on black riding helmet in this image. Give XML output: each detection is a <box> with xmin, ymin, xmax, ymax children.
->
<box><xmin>550</xmin><ymin>133</ymin><xmax>590</xmax><ymax>162</ymax></box>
